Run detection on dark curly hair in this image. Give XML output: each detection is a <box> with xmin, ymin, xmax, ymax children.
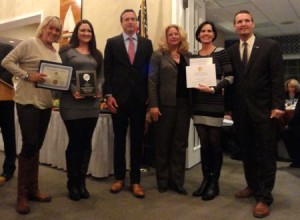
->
<box><xmin>195</xmin><ymin>21</ymin><xmax>217</xmax><ymax>43</ymax></box>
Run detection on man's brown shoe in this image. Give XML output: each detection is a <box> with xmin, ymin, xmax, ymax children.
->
<box><xmin>110</xmin><ymin>180</ymin><xmax>124</xmax><ymax>193</ymax></box>
<box><xmin>0</xmin><ymin>176</ymin><xmax>5</xmax><ymax>186</ymax></box>
<box><xmin>131</xmin><ymin>184</ymin><xmax>145</xmax><ymax>198</ymax></box>
<box><xmin>253</xmin><ymin>202</ymin><xmax>270</xmax><ymax>218</ymax></box>
<box><xmin>235</xmin><ymin>187</ymin><xmax>253</xmax><ymax>198</ymax></box>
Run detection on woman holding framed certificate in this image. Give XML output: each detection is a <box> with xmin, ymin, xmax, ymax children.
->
<box><xmin>59</xmin><ymin>20</ymin><xmax>103</xmax><ymax>201</ymax></box>
<box><xmin>191</xmin><ymin>21</ymin><xmax>234</xmax><ymax>201</ymax></box>
<box><xmin>1</xmin><ymin>16</ymin><xmax>62</xmax><ymax>215</ymax></box>
<box><xmin>148</xmin><ymin>24</ymin><xmax>191</xmax><ymax>195</ymax></box>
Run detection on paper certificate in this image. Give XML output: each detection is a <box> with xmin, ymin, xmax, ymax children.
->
<box><xmin>189</xmin><ymin>57</ymin><xmax>213</xmax><ymax>66</ymax></box>
<box><xmin>37</xmin><ymin>60</ymin><xmax>73</xmax><ymax>90</ymax></box>
<box><xmin>186</xmin><ymin>64</ymin><xmax>217</xmax><ymax>88</ymax></box>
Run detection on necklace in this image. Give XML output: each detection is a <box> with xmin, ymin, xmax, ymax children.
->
<box><xmin>171</xmin><ymin>53</ymin><xmax>180</xmax><ymax>59</ymax></box>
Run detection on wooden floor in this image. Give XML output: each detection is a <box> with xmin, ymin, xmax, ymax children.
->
<box><xmin>0</xmin><ymin>152</ymin><xmax>300</xmax><ymax>220</ymax></box>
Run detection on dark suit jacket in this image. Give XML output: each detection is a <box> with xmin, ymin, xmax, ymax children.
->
<box><xmin>148</xmin><ymin>49</ymin><xmax>191</xmax><ymax>107</ymax></box>
<box><xmin>227</xmin><ymin>37</ymin><xmax>285</xmax><ymax>123</ymax></box>
<box><xmin>103</xmin><ymin>34</ymin><xmax>153</xmax><ymax>105</ymax></box>
<box><xmin>0</xmin><ymin>43</ymin><xmax>14</xmax><ymax>86</ymax></box>
<box><xmin>289</xmin><ymin>100</ymin><xmax>300</xmax><ymax>128</ymax></box>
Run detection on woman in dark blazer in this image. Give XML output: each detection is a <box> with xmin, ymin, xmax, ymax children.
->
<box><xmin>148</xmin><ymin>24</ymin><xmax>191</xmax><ymax>195</ymax></box>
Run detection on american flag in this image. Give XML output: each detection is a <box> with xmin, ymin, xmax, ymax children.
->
<box><xmin>137</xmin><ymin>0</ymin><xmax>148</xmax><ymax>38</ymax></box>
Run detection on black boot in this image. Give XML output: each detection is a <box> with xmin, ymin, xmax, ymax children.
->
<box><xmin>192</xmin><ymin>177</ymin><xmax>209</xmax><ymax>197</ymax></box>
<box><xmin>202</xmin><ymin>152</ymin><xmax>223</xmax><ymax>201</ymax></box>
<box><xmin>193</xmin><ymin>147</ymin><xmax>210</xmax><ymax>197</ymax></box>
<box><xmin>201</xmin><ymin>174</ymin><xmax>219</xmax><ymax>201</ymax></box>
<box><xmin>66</xmin><ymin>152</ymin><xmax>80</xmax><ymax>201</ymax></box>
<box><xmin>78</xmin><ymin>175</ymin><xmax>89</xmax><ymax>199</ymax></box>
<box><xmin>78</xmin><ymin>148</ymin><xmax>91</xmax><ymax>199</ymax></box>
<box><xmin>67</xmin><ymin>177</ymin><xmax>80</xmax><ymax>201</ymax></box>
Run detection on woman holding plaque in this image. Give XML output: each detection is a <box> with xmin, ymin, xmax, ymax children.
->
<box><xmin>191</xmin><ymin>21</ymin><xmax>233</xmax><ymax>201</ymax></box>
<box><xmin>59</xmin><ymin>20</ymin><xmax>103</xmax><ymax>201</ymax></box>
<box><xmin>1</xmin><ymin>16</ymin><xmax>62</xmax><ymax>214</ymax></box>
<box><xmin>148</xmin><ymin>24</ymin><xmax>191</xmax><ymax>195</ymax></box>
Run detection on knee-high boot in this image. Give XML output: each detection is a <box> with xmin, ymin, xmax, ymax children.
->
<box><xmin>78</xmin><ymin>149</ymin><xmax>91</xmax><ymax>199</ymax></box>
<box><xmin>16</xmin><ymin>156</ymin><xmax>31</xmax><ymax>214</ymax></box>
<box><xmin>27</xmin><ymin>153</ymin><xmax>51</xmax><ymax>202</ymax></box>
<box><xmin>202</xmin><ymin>152</ymin><xmax>223</xmax><ymax>201</ymax></box>
<box><xmin>193</xmin><ymin>147</ymin><xmax>211</xmax><ymax>197</ymax></box>
<box><xmin>66</xmin><ymin>151</ymin><xmax>81</xmax><ymax>201</ymax></box>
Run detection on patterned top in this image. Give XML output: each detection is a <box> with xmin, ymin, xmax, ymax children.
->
<box><xmin>191</xmin><ymin>47</ymin><xmax>233</xmax><ymax>127</ymax></box>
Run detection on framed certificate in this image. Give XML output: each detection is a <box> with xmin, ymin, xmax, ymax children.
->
<box><xmin>37</xmin><ymin>60</ymin><xmax>73</xmax><ymax>90</ymax></box>
<box><xmin>76</xmin><ymin>70</ymin><xmax>98</xmax><ymax>96</ymax></box>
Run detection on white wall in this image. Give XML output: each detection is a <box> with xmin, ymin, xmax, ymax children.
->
<box><xmin>0</xmin><ymin>24</ymin><xmax>39</xmax><ymax>41</ymax></box>
<box><xmin>0</xmin><ymin>0</ymin><xmax>172</xmax><ymax>52</ymax></box>
<box><xmin>83</xmin><ymin>0</ymin><xmax>172</xmax><ymax>52</ymax></box>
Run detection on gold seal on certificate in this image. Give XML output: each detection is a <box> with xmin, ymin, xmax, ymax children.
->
<box><xmin>37</xmin><ymin>60</ymin><xmax>73</xmax><ymax>90</ymax></box>
<box><xmin>76</xmin><ymin>70</ymin><xmax>98</xmax><ymax>96</ymax></box>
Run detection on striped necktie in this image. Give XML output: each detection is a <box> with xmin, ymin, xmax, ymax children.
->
<box><xmin>128</xmin><ymin>36</ymin><xmax>135</xmax><ymax>64</ymax></box>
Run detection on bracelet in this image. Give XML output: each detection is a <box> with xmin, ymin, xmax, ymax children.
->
<box><xmin>24</xmin><ymin>73</ymin><xmax>31</xmax><ymax>81</ymax></box>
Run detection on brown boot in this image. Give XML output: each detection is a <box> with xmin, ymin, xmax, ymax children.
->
<box><xmin>16</xmin><ymin>156</ymin><xmax>30</xmax><ymax>214</ymax></box>
<box><xmin>27</xmin><ymin>153</ymin><xmax>51</xmax><ymax>202</ymax></box>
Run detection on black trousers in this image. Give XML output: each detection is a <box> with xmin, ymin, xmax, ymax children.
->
<box><xmin>154</xmin><ymin>98</ymin><xmax>190</xmax><ymax>188</ymax></box>
<box><xmin>63</xmin><ymin>118</ymin><xmax>98</xmax><ymax>179</ymax></box>
<box><xmin>235</xmin><ymin>115</ymin><xmax>277</xmax><ymax>205</ymax></box>
<box><xmin>16</xmin><ymin>104</ymin><xmax>51</xmax><ymax>158</ymax></box>
<box><xmin>111</xmin><ymin>96</ymin><xmax>146</xmax><ymax>184</ymax></box>
<box><xmin>0</xmin><ymin>101</ymin><xmax>16</xmax><ymax>174</ymax></box>
<box><xmin>282</xmin><ymin>126</ymin><xmax>300</xmax><ymax>164</ymax></box>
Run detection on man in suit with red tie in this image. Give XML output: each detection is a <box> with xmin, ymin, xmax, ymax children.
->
<box><xmin>227</xmin><ymin>10</ymin><xmax>285</xmax><ymax>218</ymax></box>
<box><xmin>103</xmin><ymin>9</ymin><xmax>153</xmax><ymax>198</ymax></box>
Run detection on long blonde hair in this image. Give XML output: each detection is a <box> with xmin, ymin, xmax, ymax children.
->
<box><xmin>158</xmin><ymin>24</ymin><xmax>189</xmax><ymax>53</ymax></box>
<box><xmin>36</xmin><ymin>16</ymin><xmax>62</xmax><ymax>42</ymax></box>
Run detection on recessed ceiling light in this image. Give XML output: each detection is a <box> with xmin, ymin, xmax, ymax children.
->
<box><xmin>280</xmin><ymin>21</ymin><xmax>295</xmax><ymax>25</ymax></box>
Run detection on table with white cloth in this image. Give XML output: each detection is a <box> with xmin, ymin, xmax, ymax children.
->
<box><xmin>1</xmin><ymin>110</ymin><xmax>211</xmax><ymax>175</ymax></box>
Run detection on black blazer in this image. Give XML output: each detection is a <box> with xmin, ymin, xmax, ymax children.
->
<box><xmin>0</xmin><ymin>43</ymin><xmax>14</xmax><ymax>85</ymax></box>
<box><xmin>227</xmin><ymin>37</ymin><xmax>285</xmax><ymax>122</ymax></box>
<box><xmin>103</xmin><ymin>34</ymin><xmax>153</xmax><ymax>105</ymax></box>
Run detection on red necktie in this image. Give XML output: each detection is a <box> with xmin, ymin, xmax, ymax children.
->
<box><xmin>128</xmin><ymin>36</ymin><xmax>135</xmax><ymax>64</ymax></box>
